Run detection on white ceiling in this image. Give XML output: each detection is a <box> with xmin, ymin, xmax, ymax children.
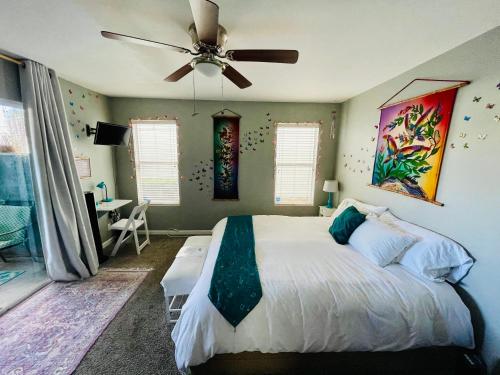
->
<box><xmin>1</xmin><ymin>0</ymin><xmax>499</xmax><ymax>103</ymax></box>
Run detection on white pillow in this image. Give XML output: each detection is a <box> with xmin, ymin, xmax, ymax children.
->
<box><xmin>331</xmin><ymin>198</ymin><xmax>387</xmax><ymax>224</ymax></box>
<box><xmin>348</xmin><ymin>215</ymin><xmax>418</xmax><ymax>267</ymax></box>
<box><xmin>379</xmin><ymin>212</ymin><xmax>473</xmax><ymax>283</ymax></box>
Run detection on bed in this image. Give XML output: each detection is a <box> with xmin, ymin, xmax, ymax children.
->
<box><xmin>171</xmin><ymin>215</ymin><xmax>474</xmax><ymax>373</ymax></box>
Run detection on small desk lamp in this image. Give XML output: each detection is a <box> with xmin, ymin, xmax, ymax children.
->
<box><xmin>96</xmin><ymin>181</ymin><xmax>113</xmax><ymax>202</ymax></box>
<box><xmin>323</xmin><ymin>180</ymin><xmax>338</xmax><ymax>209</ymax></box>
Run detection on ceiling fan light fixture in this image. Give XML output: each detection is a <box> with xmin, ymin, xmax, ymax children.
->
<box><xmin>102</xmin><ymin>0</ymin><xmax>299</xmax><ymax>89</ymax></box>
<box><xmin>194</xmin><ymin>60</ymin><xmax>221</xmax><ymax>77</ymax></box>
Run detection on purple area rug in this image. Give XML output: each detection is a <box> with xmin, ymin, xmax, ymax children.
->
<box><xmin>0</xmin><ymin>269</ymin><xmax>150</xmax><ymax>375</ymax></box>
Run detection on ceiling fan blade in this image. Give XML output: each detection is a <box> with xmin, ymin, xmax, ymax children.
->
<box><xmin>164</xmin><ymin>63</ymin><xmax>194</xmax><ymax>82</ymax></box>
<box><xmin>222</xmin><ymin>64</ymin><xmax>252</xmax><ymax>89</ymax></box>
<box><xmin>101</xmin><ymin>31</ymin><xmax>192</xmax><ymax>54</ymax></box>
<box><xmin>225</xmin><ymin>49</ymin><xmax>299</xmax><ymax>64</ymax></box>
<box><xmin>188</xmin><ymin>0</ymin><xmax>219</xmax><ymax>45</ymax></box>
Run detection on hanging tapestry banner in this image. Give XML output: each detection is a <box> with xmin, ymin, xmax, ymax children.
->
<box><xmin>371</xmin><ymin>87</ymin><xmax>459</xmax><ymax>204</ymax></box>
<box><xmin>213</xmin><ymin>115</ymin><xmax>240</xmax><ymax>200</ymax></box>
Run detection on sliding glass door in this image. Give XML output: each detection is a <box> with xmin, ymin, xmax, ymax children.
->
<box><xmin>0</xmin><ymin>98</ymin><xmax>48</xmax><ymax>314</ymax></box>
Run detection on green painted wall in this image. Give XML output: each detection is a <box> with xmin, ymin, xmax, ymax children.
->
<box><xmin>110</xmin><ymin>98</ymin><xmax>339</xmax><ymax>230</ymax></box>
<box><xmin>59</xmin><ymin>79</ymin><xmax>116</xmax><ymax>242</ymax></box>
<box><xmin>334</xmin><ymin>27</ymin><xmax>500</xmax><ymax>372</ymax></box>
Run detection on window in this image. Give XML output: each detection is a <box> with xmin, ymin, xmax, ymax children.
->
<box><xmin>132</xmin><ymin>120</ymin><xmax>180</xmax><ymax>205</ymax></box>
<box><xmin>0</xmin><ymin>98</ymin><xmax>48</xmax><ymax>309</ymax></box>
<box><xmin>274</xmin><ymin>122</ymin><xmax>320</xmax><ymax>206</ymax></box>
<box><xmin>0</xmin><ymin>99</ymin><xmax>28</xmax><ymax>154</ymax></box>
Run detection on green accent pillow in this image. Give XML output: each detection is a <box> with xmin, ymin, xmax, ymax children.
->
<box><xmin>329</xmin><ymin>206</ymin><xmax>366</xmax><ymax>244</ymax></box>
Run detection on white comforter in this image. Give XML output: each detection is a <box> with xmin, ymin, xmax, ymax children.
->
<box><xmin>171</xmin><ymin>216</ymin><xmax>474</xmax><ymax>371</ymax></box>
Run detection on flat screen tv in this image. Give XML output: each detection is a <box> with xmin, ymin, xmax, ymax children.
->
<box><xmin>93</xmin><ymin>122</ymin><xmax>131</xmax><ymax>146</ymax></box>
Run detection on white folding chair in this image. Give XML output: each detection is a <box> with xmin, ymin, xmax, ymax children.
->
<box><xmin>110</xmin><ymin>202</ymin><xmax>150</xmax><ymax>256</ymax></box>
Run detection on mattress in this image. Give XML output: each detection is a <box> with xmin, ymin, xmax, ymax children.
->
<box><xmin>171</xmin><ymin>215</ymin><xmax>474</xmax><ymax>371</ymax></box>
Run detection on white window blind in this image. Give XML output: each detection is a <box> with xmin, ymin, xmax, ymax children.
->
<box><xmin>274</xmin><ymin>122</ymin><xmax>320</xmax><ymax>206</ymax></box>
<box><xmin>132</xmin><ymin>120</ymin><xmax>180</xmax><ymax>205</ymax></box>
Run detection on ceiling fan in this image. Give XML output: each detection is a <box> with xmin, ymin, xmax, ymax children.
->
<box><xmin>101</xmin><ymin>0</ymin><xmax>298</xmax><ymax>89</ymax></box>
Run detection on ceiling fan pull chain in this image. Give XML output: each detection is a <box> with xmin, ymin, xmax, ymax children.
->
<box><xmin>221</xmin><ymin>73</ymin><xmax>225</xmax><ymax>114</ymax></box>
<box><xmin>192</xmin><ymin>70</ymin><xmax>199</xmax><ymax>116</ymax></box>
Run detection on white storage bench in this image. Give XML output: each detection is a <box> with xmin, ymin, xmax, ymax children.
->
<box><xmin>160</xmin><ymin>236</ymin><xmax>211</xmax><ymax>324</ymax></box>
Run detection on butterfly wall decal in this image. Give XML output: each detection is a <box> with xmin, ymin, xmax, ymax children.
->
<box><xmin>464</xmin><ymin>116</ymin><xmax>471</xmax><ymax>121</ymax></box>
<box><xmin>463</xmin><ymin>143</ymin><xmax>469</xmax><ymax>149</ymax></box>
<box><xmin>485</xmin><ymin>103</ymin><xmax>495</xmax><ymax>109</ymax></box>
<box><xmin>450</xmin><ymin>143</ymin><xmax>455</xmax><ymax>149</ymax></box>
<box><xmin>459</xmin><ymin>132</ymin><xmax>467</xmax><ymax>138</ymax></box>
<box><xmin>477</xmin><ymin>134</ymin><xmax>487</xmax><ymax>140</ymax></box>
<box><xmin>494</xmin><ymin>115</ymin><xmax>500</xmax><ymax>122</ymax></box>
<box><xmin>473</xmin><ymin>96</ymin><xmax>481</xmax><ymax>102</ymax></box>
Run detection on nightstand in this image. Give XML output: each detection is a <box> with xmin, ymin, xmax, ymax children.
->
<box><xmin>319</xmin><ymin>205</ymin><xmax>336</xmax><ymax>217</ymax></box>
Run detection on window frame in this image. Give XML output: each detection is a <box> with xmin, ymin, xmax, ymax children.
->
<box><xmin>273</xmin><ymin>121</ymin><xmax>320</xmax><ymax>207</ymax></box>
<box><xmin>131</xmin><ymin>119</ymin><xmax>181</xmax><ymax>206</ymax></box>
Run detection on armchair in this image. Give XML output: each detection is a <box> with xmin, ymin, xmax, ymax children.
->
<box><xmin>0</xmin><ymin>205</ymin><xmax>32</xmax><ymax>262</ymax></box>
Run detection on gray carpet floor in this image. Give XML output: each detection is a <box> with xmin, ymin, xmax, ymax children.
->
<box><xmin>74</xmin><ymin>236</ymin><xmax>185</xmax><ymax>375</ymax></box>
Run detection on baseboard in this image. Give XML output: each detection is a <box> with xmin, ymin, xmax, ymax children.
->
<box><xmin>102</xmin><ymin>237</ymin><xmax>115</xmax><ymax>248</ymax></box>
<box><xmin>138</xmin><ymin>229</ymin><xmax>212</xmax><ymax>236</ymax></box>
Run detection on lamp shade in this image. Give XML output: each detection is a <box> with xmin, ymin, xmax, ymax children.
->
<box><xmin>96</xmin><ymin>181</ymin><xmax>106</xmax><ymax>189</ymax></box>
<box><xmin>323</xmin><ymin>180</ymin><xmax>338</xmax><ymax>193</ymax></box>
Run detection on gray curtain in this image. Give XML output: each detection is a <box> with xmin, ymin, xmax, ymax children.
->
<box><xmin>19</xmin><ymin>61</ymin><xmax>99</xmax><ymax>281</ymax></box>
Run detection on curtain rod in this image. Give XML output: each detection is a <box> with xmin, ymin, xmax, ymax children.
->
<box><xmin>0</xmin><ymin>53</ymin><xmax>24</xmax><ymax>66</ymax></box>
<box><xmin>377</xmin><ymin>78</ymin><xmax>470</xmax><ymax>109</ymax></box>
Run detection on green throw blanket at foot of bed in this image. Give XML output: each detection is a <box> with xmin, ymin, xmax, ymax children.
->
<box><xmin>208</xmin><ymin>215</ymin><xmax>262</xmax><ymax>327</ymax></box>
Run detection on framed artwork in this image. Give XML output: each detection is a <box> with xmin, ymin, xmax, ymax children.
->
<box><xmin>213</xmin><ymin>114</ymin><xmax>240</xmax><ymax>200</ymax></box>
<box><xmin>74</xmin><ymin>157</ymin><xmax>91</xmax><ymax>179</ymax></box>
<box><xmin>371</xmin><ymin>87</ymin><xmax>459</xmax><ymax>204</ymax></box>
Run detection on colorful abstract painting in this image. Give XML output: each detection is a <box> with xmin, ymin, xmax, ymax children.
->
<box><xmin>371</xmin><ymin>87</ymin><xmax>459</xmax><ymax>203</ymax></box>
<box><xmin>213</xmin><ymin>115</ymin><xmax>240</xmax><ymax>200</ymax></box>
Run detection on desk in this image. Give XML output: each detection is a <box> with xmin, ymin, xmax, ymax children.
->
<box><xmin>96</xmin><ymin>199</ymin><xmax>132</xmax><ymax>212</ymax></box>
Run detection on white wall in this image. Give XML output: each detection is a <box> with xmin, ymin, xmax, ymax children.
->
<box><xmin>335</xmin><ymin>27</ymin><xmax>500</xmax><ymax>372</ymax></box>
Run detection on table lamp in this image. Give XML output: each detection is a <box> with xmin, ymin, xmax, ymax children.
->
<box><xmin>323</xmin><ymin>180</ymin><xmax>338</xmax><ymax>209</ymax></box>
<box><xmin>96</xmin><ymin>181</ymin><xmax>113</xmax><ymax>202</ymax></box>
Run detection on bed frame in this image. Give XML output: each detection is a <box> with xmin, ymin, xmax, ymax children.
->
<box><xmin>190</xmin><ymin>347</ymin><xmax>463</xmax><ymax>375</ymax></box>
